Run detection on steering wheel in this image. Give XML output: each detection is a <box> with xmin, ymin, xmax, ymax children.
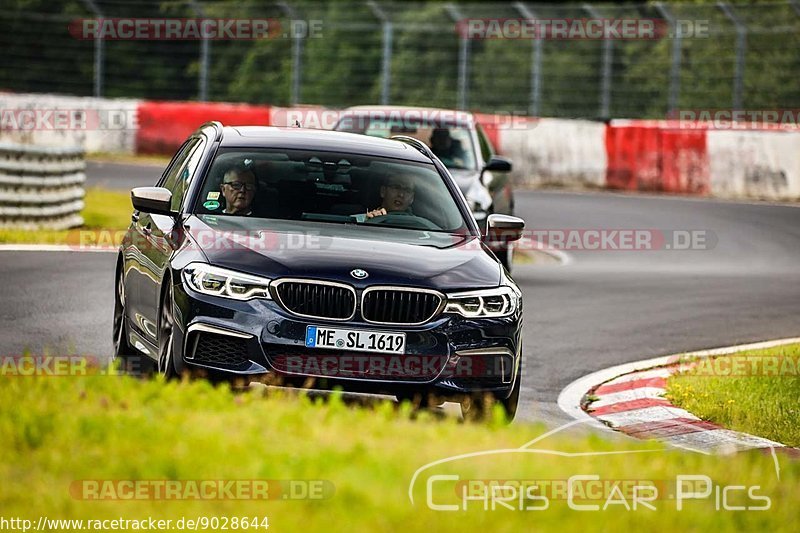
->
<box><xmin>365</xmin><ymin>212</ymin><xmax>441</xmax><ymax>230</ymax></box>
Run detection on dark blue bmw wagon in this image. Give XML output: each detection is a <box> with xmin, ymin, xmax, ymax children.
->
<box><xmin>114</xmin><ymin>122</ymin><xmax>525</xmax><ymax>419</ymax></box>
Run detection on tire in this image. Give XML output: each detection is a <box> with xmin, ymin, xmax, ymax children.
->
<box><xmin>112</xmin><ymin>264</ymin><xmax>142</xmax><ymax>375</ymax></box>
<box><xmin>396</xmin><ymin>391</ymin><xmax>444</xmax><ymax>410</ymax></box>
<box><xmin>157</xmin><ymin>282</ymin><xmax>179</xmax><ymax>379</ymax></box>
<box><xmin>460</xmin><ymin>366</ymin><xmax>521</xmax><ymax>423</ymax></box>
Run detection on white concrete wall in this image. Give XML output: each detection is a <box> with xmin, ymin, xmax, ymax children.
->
<box><xmin>0</xmin><ymin>93</ymin><xmax>140</xmax><ymax>154</ymax></box>
<box><xmin>499</xmin><ymin>118</ymin><xmax>607</xmax><ymax>188</ymax></box>
<box><xmin>707</xmin><ymin>129</ymin><xmax>800</xmax><ymax>200</ymax></box>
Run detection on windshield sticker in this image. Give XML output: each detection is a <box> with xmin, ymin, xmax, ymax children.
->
<box><xmin>203</xmin><ymin>200</ymin><xmax>221</xmax><ymax>211</ymax></box>
<box><xmin>206</xmin><ymin>191</ymin><xmax>220</xmax><ymax>200</ymax></box>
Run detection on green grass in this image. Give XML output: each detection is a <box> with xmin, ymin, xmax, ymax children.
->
<box><xmin>0</xmin><ymin>188</ymin><xmax>132</xmax><ymax>245</ymax></box>
<box><xmin>87</xmin><ymin>152</ymin><xmax>171</xmax><ymax>166</ymax></box>
<box><xmin>0</xmin><ymin>368</ymin><xmax>797</xmax><ymax>531</ymax></box>
<box><xmin>667</xmin><ymin>343</ymin><xmax>800</xmax><ymax>447</ymax></box>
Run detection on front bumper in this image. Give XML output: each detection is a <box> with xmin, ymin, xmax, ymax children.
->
<box><xmin>172</xmin><ymin>281</ymin><xmax>522</xmax><ymax>398</ymax></box>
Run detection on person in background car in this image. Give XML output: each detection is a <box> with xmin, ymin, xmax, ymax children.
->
<box><xmin>429</xmin><ymin>127</ymin><xmax>466</xmax><ymax>168</ymax></box>
<box><xmin>220</xmin><ymin>167</ymin><xmax>257</xmax><ymax>216</ymax></box>
<box><xmin>366</xmin><ymin>174</ymin><xmax>416</xmax><ymax>218</ymax></box>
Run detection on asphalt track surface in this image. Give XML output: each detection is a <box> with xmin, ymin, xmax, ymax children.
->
<box><xmin>2</xmin><ymin>165</ymin><xmax>800</xmax><ymax>425</ymax></box>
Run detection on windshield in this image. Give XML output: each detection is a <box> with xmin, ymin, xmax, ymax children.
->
<box><xmin>335</xmin><ymin>117</ymin><xmax>478</xmax><ymax>171</ymax></box>
<box><xmin>192</xmin><ymin>148</ymin><xmax>469</xmax><ymax>234</ymax></box>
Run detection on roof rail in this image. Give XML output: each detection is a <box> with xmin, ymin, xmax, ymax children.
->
<box><xmin>198</xmin><ymin>121</ymin><xmax>224</xmax><ymax>141</ymax></box>
<box><xmin>390</xmin><ymin>135</ymin><xmax>435</xmax><ymax>160</ymax></box>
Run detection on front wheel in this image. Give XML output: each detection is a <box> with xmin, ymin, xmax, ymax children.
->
<box><xmin>112</xmin><ymin>265</ymin><xmax>143</xmax><ymax>375</ymax></box>
<box><xmin>460</xmin><ymin>367</ymin><xmax>521</xmax><ymax>423</ymax></box>
<box><xmin>157</xmin><ymin>283</ymin><xmax>179</xmax><ymax>379</ymax></box>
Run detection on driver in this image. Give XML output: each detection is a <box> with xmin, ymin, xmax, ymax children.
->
<box><xmin>220</xmin><ymin>167</ymin><xmax>257</xmax><ymax>216</ymax></box>
<box><xmin>429</xmin><ymin>127</ymin><xmax>466</xmax><ymax>168</ymax></box>
<box><xmin>366</xmin><ymin>173</ymin><xmax>415</xmax><ymax>218</ymax></box>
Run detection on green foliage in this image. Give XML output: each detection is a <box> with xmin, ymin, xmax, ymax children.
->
<box><xmin>0</xmin><ymin>370</ymin><xmax>798</xmax><ymax>530</ymax></box>
<box><xmin>2</xmin><ymin>1</ymin><xmax>800</xmax><ymax>117</ymax></box>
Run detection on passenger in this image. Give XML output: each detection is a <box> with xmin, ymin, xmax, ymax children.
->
<box><xmin>220</xmin><ymin>168</ymin><xmax>257</xmax><ymax>216</ymax></box>
<box><xmin>366</xmin><ymin>174</ymin><xmax>415</xmax><ymax>218</ymax></box>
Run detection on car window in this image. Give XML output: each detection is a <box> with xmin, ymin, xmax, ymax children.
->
<box><xmin>157</xmin><ymin>139</ymin><xmax>194</xmax><ymax>186</ymax></box>
<box><xmin>476</xmin><ymin>124</ymin><xmax>494</xmax><ymax>163</ymax></box>
<box><xmin>193</xmin><ymin>148</ymin><xmax>468</xmax><ymax>234</ymax></box>
<box><xmin>161</xmin><ymin>138</ymin><xmax>203</xmax><ymax>211</ymax></box>
<box><xmin>336</xmin><ymin>117</ymin><xmax>477</xmax><ymax>171</ymax></box>
<box><xmin>170</xmin><ymin>139</ymin><xmax>206</xmax><ymax>211</ymax></box>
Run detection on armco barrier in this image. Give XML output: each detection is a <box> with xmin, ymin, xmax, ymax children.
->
<box><xmin>0</xmin><ymin>143</ymin><xmax>85</xmax><ymax>230</ymax></box>
<box><xmin>136</xmin><ymin>101</ymin><xmax>271</xmax><ymax>155</ymax></box>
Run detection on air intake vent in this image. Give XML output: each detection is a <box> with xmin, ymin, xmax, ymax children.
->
<box><xmin>361</xmin><ymin>288</ymin><xmax>443</xmax><ymax>325</ymax></box>
<box><xmin>192</xmin><ymin>332</ymin><xmax>250</xmax><ymax>366</ymax></box>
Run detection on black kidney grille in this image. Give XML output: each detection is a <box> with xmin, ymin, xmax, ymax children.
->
<box><xmin>362</xmin><ymin>290</ymin><xmax>442</xmax><ymax>324</ymax></box>
<box><xmin>192</xmin><ymin>333</ymin><xmax>249</xmax><ymax>366</ymax></box>
<box><xmin>275</xmin><ymin>281</ymin><xmax>355</xmax><ymax>320</ymax></box>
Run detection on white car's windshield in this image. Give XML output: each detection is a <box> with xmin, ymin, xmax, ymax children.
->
<box><xmin>335</xmin><ymin>117</ymin><xmax>477</xmax><ymax>171</ymax></box>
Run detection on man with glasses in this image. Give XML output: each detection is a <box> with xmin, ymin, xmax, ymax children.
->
<box><xmin>220</xmin><ymin>168</ymin><xmax>257</xmax><ymax>216</ymax></box>
<box><xmin>366</xmin><ymin>173</ymin><xmax>415</xmax><ymax>218</ymax></box>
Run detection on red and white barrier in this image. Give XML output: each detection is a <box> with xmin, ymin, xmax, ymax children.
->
<box><xmin>136</xmin><ymin>101</ymin><xmax>271</xmax><ymax>154</ymax></box>
<box><xmin>3</xmin><ymin>93</ymin><xmax>799</xmax><ymax>201</ymax></box>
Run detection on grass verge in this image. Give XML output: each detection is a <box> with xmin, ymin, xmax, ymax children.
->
<box><xmin>87</xmin><ymin>152</ymin><xmax>171</xmax><ymax>166</ymax></box>
<box><xmin>0</xmin><ymin>367</ymin><xmax>797</xmax><ymax>531</ymax></box>
<box><xmin>0</xmin><ymin>188</ymin><xmax>131</xmax><ymax>245</ymax></box>
<box><xmin>667</xmin><ymin>343</ymin><xmax>800</xmax><ymax>447</ymax></box>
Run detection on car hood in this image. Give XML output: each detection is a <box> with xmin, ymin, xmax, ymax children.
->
<box><xmin>448</xmin><ymin>168</ymin><xmax>479</xmax><ymax>195</ymax></box>
<box><xmin>183</xmin><ymin>215</ymin><xmax>501</xmax><ymax>290</ymax></box>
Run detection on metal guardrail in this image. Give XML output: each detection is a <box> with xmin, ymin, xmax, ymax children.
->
<box><xmin>0</xmin><ymin>143</ymin><xmax>86</xmax><ymax>230</ymax></box>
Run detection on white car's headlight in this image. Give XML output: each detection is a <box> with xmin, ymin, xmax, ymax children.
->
<box><xmin>183</xmin><ymin>263</ymin><xmax>272</xmax><ymax>300</ymax></box>
<box><xmin>444</xmin><ymin>286</ymin><xmax>519</xmax><ymax>318</ymax></box>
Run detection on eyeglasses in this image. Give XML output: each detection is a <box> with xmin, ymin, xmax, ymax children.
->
<box><xmin>387</xmin><ymin>184</ymin><xmax>414</xmax><ymax>194</ymax></box>
<box><xmin>223</xmin><ymin>182</ymin><xmax>256</xmax><ymax>192</ymax></box>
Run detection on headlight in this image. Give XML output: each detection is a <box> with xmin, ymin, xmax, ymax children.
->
<box><xmin>444</xmin><ymin>286</ymin><xmax>519</xmax><ymax>318</ymax></box>
<box><xmin>183</xmin><ymin>263</ymin><xmax>272</xmax><ymax>300</ymax></box>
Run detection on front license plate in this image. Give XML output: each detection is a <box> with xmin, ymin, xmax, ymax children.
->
<box><xmin>305</xmin><ymin>326</ymin><xmax>406</xmax><ymax>355</ymax></box>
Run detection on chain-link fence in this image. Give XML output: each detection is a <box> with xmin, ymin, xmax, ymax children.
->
<box><xmin>2</xmin><ymin>1</ymin><xmax>800</xmax><ymax>119</ymax></box>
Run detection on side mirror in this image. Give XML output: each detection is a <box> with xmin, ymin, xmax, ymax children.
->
<box><xmin>483</xmin><ymin>156</ymin><xmax>512</xmax><ymax>173</ymax></box>
<box><xmin>485</xmin><ymin>213</ymin><xmax>525</xmax><ymax>243</ymax></box>
<box><xmin>131</xmin><ymin>187</ymin><xmax>174</xmax><ymax>216</ymax></box>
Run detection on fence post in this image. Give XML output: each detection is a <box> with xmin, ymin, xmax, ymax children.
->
<box><xmin>80</xmin><ymin>0</ymin><xmax>104</xmax><ymax>97</ymax></box>
<box><xmin>368</xmin><ymin>1</ymin><xmax>393</xmax><ymax>105</ymax></box>
<box><xmin>654</xmin><ymin>2</ymin><xmax>681</xmax><ymax>117</ymax></box>
<box><xmin>279</xmin><ymin>2</ymin><xmax>303</xmax><ymax>105</ymax></box>
<box><xmin>583</xmin><ymin>4</ymin><xmax>612</xmax><ymax>119</ymax></box>
<box><xmin>445</xmin><ymin>4</ymin><xmax>469</xmax><ymax>110</ymax></box>
<box><xmin>717</xmin><ymin>2</ymin><xmax>746</xmax><ymax>111</ymax></box>
<box><xmin>514</xmin><ymin>2</ymin><xmax>542</xmax><ymax>116</ymax></box>
<box><xmin>189</xmin><ymin>0</ymin><xmax>210</xmax><ymax>102</ymax></box>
